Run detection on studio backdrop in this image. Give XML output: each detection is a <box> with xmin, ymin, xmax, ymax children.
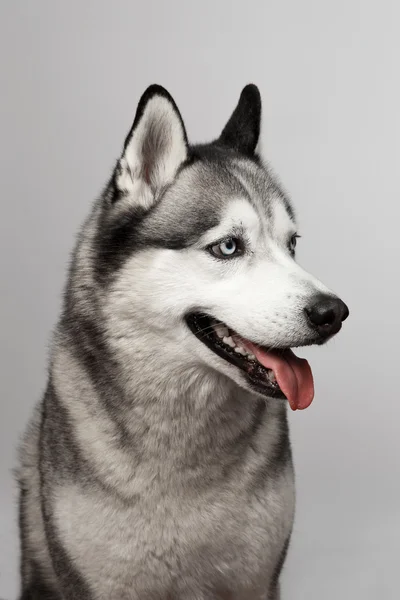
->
<box><xmin>1</xmin><ymin>1</ymin><xmax>398</xmax><ymax>599</ymax></box>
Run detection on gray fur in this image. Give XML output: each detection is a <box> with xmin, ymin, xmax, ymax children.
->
<box><xmin>17</xmin><ymin>85</ymin><xmax>347</xmax><ymax>599</ymax></box>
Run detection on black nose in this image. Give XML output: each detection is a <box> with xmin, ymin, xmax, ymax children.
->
<box><xmin>305</xmin><ymin>293</ymin><xmax>349</xmax><ymax>338</ymax></box>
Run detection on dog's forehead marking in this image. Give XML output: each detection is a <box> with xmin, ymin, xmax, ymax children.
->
<box><xmin>227</xmin><ymin>159</ymin><xmax>296</xmax><ymax>234</ymax></box>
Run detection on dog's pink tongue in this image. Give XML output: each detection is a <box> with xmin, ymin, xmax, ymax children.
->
<box><xmin>247</xmin><ymin>344</ymin><xmax>314</xmax><ymax>411</ymax></box>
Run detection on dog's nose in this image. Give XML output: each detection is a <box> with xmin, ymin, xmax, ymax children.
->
<box><xmin>305</xmin><ymin>294</ymin><xmax>349</xmax><ymax>338</ymax></box>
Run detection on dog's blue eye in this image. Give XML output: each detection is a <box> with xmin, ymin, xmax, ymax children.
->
<box><xmin>209</xmin><ymin>237</ymin><xmax>242</xmax><ymax>259</ymax></box>
<box><xmin>220</xmin><ymin>239</ymin><xmax>237</xmax><ymax>255</ymax></box>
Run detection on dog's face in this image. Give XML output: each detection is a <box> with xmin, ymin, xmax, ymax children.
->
<box><xmin>98</xmin><ymin>85</ymin><xmax>348</xmax><ymax>410</ymax></box>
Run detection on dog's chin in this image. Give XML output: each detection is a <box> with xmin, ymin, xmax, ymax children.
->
<box><xmin>185</xmin><ymin>312</ymin><xmax>317</xmax><ymax>409</ymax></box>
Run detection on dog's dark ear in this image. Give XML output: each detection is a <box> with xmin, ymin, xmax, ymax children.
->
<box><xmin>216</xmin><ymin>84</ymin><xmax>261</xmax><ymax>156</ymax></box>
<box><xmin>113</xmin><ymin>85</ymin><xmax>188</xmax><ymax>207</ymax></box>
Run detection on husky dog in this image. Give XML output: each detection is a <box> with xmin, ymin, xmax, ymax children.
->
<box><xmin>17</xmin><ymin>84</ymin><xmax>349</xmax><ymax>600</ymax></box>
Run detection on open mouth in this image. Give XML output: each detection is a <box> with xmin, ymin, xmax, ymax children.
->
<box><xmin>185</xmin><ymin>313</ymin><xmax>314</xmax><ymax>411</ymax></box>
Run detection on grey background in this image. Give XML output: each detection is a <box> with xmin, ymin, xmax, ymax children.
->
<box><xmin>1</xmin><ymin>1</ymin><xmax>399</xmax><ymax>598</ymax></box>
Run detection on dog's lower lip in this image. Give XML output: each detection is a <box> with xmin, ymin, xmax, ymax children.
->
<box><xmin>185</xmin><ymin>312</ymin><xmax>286</xmax><ymax>399</ymax></box>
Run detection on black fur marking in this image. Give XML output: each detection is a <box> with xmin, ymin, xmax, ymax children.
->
<box><xmin>38</xmin><ymin>394</ymin><xmax>94</xmax><ymax>600</ymax></box>
<box><xmin>18</xmin><ymin>486</ymin><xmax>30</xmax><ymax>588</ymax></box>
<box><xmin>19</xmin><ymin>563</ymin><xmax>61</xmax><ymax>600</ymax></box>
<box><xmin>60</xmin><ymin>310</ymin><xmax>127</xmax><ymax>422</ymax></box>
<box><xmin>94</xmin><ymin>202</ymin><xmax>148</xmax><ymax>280</ymax></box>
<box><xmin>269</xmin><ymin>535</ymin><xmax>291</xmax><ymax>596</ymax></box>
<box><xmin>41</xmin><ymin>380</ymin><xmax>93</xmax><ymax>481</ymax></box>
<box><xmin>59</xmin><ymin>304</ymin><xmax>147</xmax><ymax>476</ymax></box>
<box><xmin>44</xmin><ymin>535</ymin><xmax>93</xmax><ymax>600</ymax></box>
<box><xmin>61</xmin><ymin>314</ymin><xmax>111</xmax><ymax>391</ymax></box>
<box><xmin>282</xmin><ymin>195</ymin><xmax>295</xmax><ymax>221</ymax></box>
<box><xmin>215</xmin><ymin>84</ymin><xmax>261</xmax><ymax>157</ymax></box>
<box><xmin>61</xmin><ymin>279</ymin><xmax>115</xmax><ymax>393</ymax></box>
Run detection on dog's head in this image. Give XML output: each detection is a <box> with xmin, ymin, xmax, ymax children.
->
<box><xmin>90</xmin><ymin>85</ymin><xmax>348</xmax><ymax>410</ymax></box>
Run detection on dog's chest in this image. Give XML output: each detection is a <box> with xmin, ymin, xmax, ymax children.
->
<box><xmin>54</xmin><ymin>464</ymin><xmax>295</xmax><ymax>599</ymax></box>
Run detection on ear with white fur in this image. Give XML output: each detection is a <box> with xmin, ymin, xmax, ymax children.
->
<box><xmin>113</xmin><ymin>85</ymin><xmax>188</xmax><ymax>208</ymax></box>
<box><xmin>216</xmin><ymin>84</ymin><xmax>261</xmax><ymax>156</ymax></box>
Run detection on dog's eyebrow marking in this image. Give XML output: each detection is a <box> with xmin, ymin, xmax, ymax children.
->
<box><xmin>281</xmin><ymin>195</ymin><xmax>295</xmax><ymax>222</ymax></box>
<box><xmin>198</xmin><ymin>197</ymin><xmax>260</xmax><ymax>247</ymax></box>
<box><xmin>270</xmin><ymin>199</ymin><xmax>297</xmax><ymax>242</ymax></box>
<box><xmin>268</xmin><ymin>190</ymin><xmax>295</xmax><ymax>225</ymax></box>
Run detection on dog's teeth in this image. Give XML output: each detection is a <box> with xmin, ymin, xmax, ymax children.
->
<box><xmin>268</xmin><ymin>371</ymin><xmax>276</xmax><ymax>382</ymax></box>
<box><xmin>223</xmin><ymin>336</ymin><xmax>235</xmax><ymax>348</ymax></box>
<box><xmin>214</xmin><ymin>324</ymin><xmax>229</xmax><ymax>339</ymax></box>
<box><xmin>247</xmin><ymin>354</ymin><xmax>256</xmax><ymax>360</ymax></box>
<box><xmin>234</xmin><ymin>346</ymin><xmax>246</xmax><ymax>355</ymax></box>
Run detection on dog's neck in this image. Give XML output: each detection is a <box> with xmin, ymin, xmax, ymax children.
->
<box><xmin>52</xmin><ymin>318</ymin><xmax>286</xmax><ymax>500</ymax></box>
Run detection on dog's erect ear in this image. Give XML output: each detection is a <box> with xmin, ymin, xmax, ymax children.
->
<box><xmin>113</xmin><ymin>85</ymin><xmax>188</xmax><ymax>208</ymax></box>
<box><xmin>216</xmin><ymin>84</ymin><xmax>261</xmax><ymax>156</ymax></box>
